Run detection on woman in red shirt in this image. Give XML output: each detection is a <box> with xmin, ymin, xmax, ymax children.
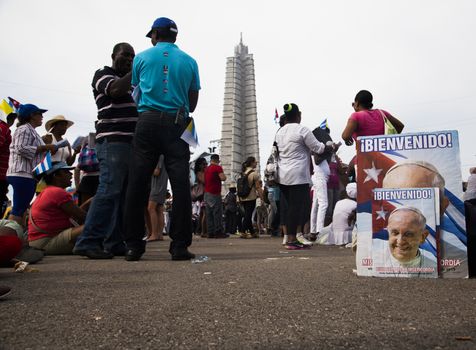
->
<box><xmin>28</xmin><ymin>162</ymin><xmax>89</xmax><ymax>255</ymax></box>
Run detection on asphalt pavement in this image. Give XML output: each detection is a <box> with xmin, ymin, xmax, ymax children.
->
<box><xmin>1</xmin><ymin>235</ymin><xmax>475</xmax><ymax>350</ymax></box>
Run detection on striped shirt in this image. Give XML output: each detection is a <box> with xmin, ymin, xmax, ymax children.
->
<box><xmin>7</xmin><ymin>123</ymin><xmax>45</xmax><ymax>179</ymax></box>
<box><xmin>92</xmin><ymin>66</ymin><xmax>138</xmax><ymax>143</ymax></box>
<box><xmin>0</xmin><ymin>121</ymin><xmax>11</xmax><ymax>180</ymax></box>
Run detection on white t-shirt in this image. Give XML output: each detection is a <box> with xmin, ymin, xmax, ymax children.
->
<box><xmin>275</xmin><ymin>123</ymin><xmax>325</xmax><ymax>186</ymax></box>
<box><xmin>51</xmin><ymin>134</ymin><xmax>71</xmax><ymax>163</ymax></box>
<box><xmin>331</xmin><ymin>198</ymin><xmax>357</xmax><ymax>234</ymax></box>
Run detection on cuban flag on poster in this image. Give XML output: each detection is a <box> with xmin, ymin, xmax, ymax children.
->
<box><xmin>33</xmin><ymin>151</ymin><xmax>52</xmax><ymax>176</ymax></box>
<box><xmin>355</xmin><ymin>131</ymin><xmax>468</xmax><ymax>278</ymax></box>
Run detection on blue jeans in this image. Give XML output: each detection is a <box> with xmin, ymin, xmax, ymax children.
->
<box><xmin>74</xmin><ymin>140</ymin><xmax>131</xmax><ymax>253</ymax></box>
<box><xmin>204</xmin><ymin>192</ymin><xmax>223</xmax><ymax>235</ymax></box>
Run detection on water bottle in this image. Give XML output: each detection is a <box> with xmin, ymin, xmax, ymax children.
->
<box><xmin>191</xmin><ymin>255</ymin><xmax>210</xmax><ymax>264</ymax></box>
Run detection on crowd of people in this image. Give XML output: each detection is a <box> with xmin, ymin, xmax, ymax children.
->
<box><xmin>1</xmin><ymin>16</ymin><xmax>475</xmax><ymax>298</ymax></box>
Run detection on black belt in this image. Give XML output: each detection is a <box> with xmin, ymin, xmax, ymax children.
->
<box><xmin>140</xmin><ymin>110</ymin><xmax>188</xmax><ymax>127</ymax></box>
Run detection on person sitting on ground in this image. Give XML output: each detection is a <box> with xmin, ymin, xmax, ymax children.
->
<box><xmin>0</xmin><ymin>222</ymin><xmax>23</xmax><ymax>266</ymax></box>
<box><xmin>316</xmin><ymin>182</ymin><xmax>357</xmax><ymax>246</ymax></box>
<box><xmin>28</xmin><ymin>162</ymin><xmax>90</xmax><ymax>255</ymax></box>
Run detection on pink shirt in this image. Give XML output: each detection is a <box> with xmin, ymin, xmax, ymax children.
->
<box><xmin>349</xmin><ymin>109</ymin><xmax>389</xmax><ymax>140</ymax></box>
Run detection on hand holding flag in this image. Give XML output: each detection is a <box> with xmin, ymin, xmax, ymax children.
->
<box><xmin>33</xmin><ymin>152</ymin><xmax>52</xmax><ymax>176</ymax></box>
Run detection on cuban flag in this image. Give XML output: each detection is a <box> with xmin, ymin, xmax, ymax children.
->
<box><xmin>274</xmin><ymin>108</ymin><xmax>279</xmax><ymax>124</ymax></box>
<box><xmin>319</xmin><ymin>118</ymin><xmax>328</xmax><ymax>130</ymax></box>
<box><xmin>33</xmin><ymin>152</ymin><xmax>52</xmax><ymax>176</ymax></box>
<box><xmin>7</xmin><ymin>96</ymin><xmax>21</xmax><ymax>112</ymax></box>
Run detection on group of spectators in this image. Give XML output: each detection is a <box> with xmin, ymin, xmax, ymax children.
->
<box><xmin>1</xmin><ymin>15</ymin><xmax>476</xmax><ymax>299</ymax></box>
<box><xmin>0</xmin><ymin>16</ymin><xmax>201</xmax><ymax>276</ymax></box>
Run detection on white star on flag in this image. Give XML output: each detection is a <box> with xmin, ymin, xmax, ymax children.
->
<box><xmin>363</xmin><ymin>161</ymin><xmax>382</xmax><ymax>183</ymax></box>
<box><xmin>376</xmin><ymin>207</ymin><xmax>388</xmax><ymax>220</ymax></box>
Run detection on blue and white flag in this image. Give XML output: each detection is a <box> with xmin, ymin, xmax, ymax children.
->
<box><xmin>180</xmin><ymin>117</ymin><xmax>199</xmax><ymax>148</ymax></box>
<box><xmin>319</xmin><ymin>118</ymin><xmax>328</xmax><ymax>130</ymax></box>
<box><xmin>33</xmin><ymin>151</ymin><xmax>52</xmax><ymax>176</ymax></box>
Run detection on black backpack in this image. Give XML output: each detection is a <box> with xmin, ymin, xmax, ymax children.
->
<box><xmin>237</xmin><ymin>169</ymin><xmax>254</xmax><ymax>198</ymax></box>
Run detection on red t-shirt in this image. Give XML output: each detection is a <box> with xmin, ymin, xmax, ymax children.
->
<box><xmin>204</xmin><ymin>164</ymin><xmax>224</xmax><ymax>195</ymax></box>
<box><xmin>349</xmin><ymin>109</ymin><xmax>388</xmax><ymax>140</ymax></box>
<box><xmin>28</xmin><ymin>186</ymin><xmax>74</xmax><ymax>241</ymax></box>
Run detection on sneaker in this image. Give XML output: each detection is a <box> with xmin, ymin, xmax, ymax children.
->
<box><xmin>297</xmin><ymin>233</ymin><xmax>313</xmax><ymax>246</ymax></box>
<box><xmin>284</xmin><ymin>241</ymin><xmax>309</xmax><ymax>250</ymax></box>
<box><xmin>282</xmin><ymin>234</ymin><xmax>288</xmax><ymax>245</ymax></box>
<box><xmin>240</xmin><ymin>232</ymin><xmax>252</xmax><ymax>239</ymax></box>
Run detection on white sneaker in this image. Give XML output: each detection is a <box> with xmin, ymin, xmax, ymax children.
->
<box><xmin>297</xmin><ymin>233</ymin><xmax>313</xmax><ymax>246</ymax></box>
<box><xmin>282</xmin><ymin>234</ymin><xmax>288</xmax><ymax>245</ymax></box>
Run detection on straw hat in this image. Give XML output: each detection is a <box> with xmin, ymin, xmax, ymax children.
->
<box><xmin>45</xmin><ymin>115</ymin><xmax>74</xmax><ymax>132</ymax></box>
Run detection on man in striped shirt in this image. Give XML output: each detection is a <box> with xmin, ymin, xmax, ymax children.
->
<box><xmin>73</xmin><ymin>43</ymin><xmax>137</xmax><ymax>259</ymax></box>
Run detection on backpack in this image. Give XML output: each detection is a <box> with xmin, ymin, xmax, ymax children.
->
<box><xmin>237</xmin><ymin>169</ymin><xmax>254</xmax><ymax>198</ymax></box>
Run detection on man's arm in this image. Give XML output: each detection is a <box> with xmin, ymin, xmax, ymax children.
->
<box><xmin>73</xmin><ymin>167</ymin><xmax>80</xmax><ymax>189</ymax></box>
<box><xmin>188</xmin><ymin>90</ymin><xmax>199</xmax><ymax>113</ymax></box>
<box><xmin>59</xmin><ymin>201</ymin><xmax>87</xmax><ymax>224</ymax></box>
<box><xmin>108</xmin><ymin>71</ymin><xmax>132</xmax><ymax>99</ymax></box>
<box><xmin>219</xmin><ymin>171</ymin><xmax>226</xmax><ymax>181</ymax></box>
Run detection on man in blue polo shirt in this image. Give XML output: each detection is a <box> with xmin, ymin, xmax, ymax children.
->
<box><xmin>123</xmin><ymin>17</ymin><xmax>200</xmax><ymax>261</ymax></box>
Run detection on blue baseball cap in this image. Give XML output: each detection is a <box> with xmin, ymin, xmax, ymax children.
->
<box><xmin>146</xmin><ymin>17</ymin><xmax>178</xmax><ymax>38</ymax></box>
<box><xmin>18</xmin><ymin>104</ymin><xmax>47</xmax><ymax>119</ymax></box>
<box><xmin>45</xmin><ymin>162</ymin><xmax>75</xmax><ymax>176</ymax></box>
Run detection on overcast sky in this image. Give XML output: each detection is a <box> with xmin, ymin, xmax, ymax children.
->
<box><xmin>1</xmin><ymin>0</ymin><xmax>475</xmax><ymax>180</ymax></box>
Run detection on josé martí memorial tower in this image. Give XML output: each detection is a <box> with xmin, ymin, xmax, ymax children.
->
<box><xmin>220</xmin><ymin>35</ymin><xmax>260</xmax><ymax>188</ymax></box>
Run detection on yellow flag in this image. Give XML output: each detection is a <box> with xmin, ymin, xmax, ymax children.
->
<box><xmin>0</xmin><ymin>99</ymin><xmax>14</xmax><ymax>122</ymax></box>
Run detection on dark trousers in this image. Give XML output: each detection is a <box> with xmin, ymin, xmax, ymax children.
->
<box><xmin>279</xmin><ymin>184</ymin><xmax>311</xmax><ymax>236</ymax></box>
<box><xmin>242</xmin><ymin>200</ymin><xmax>256</xmax><ymax>234</ymax></box>
<box><xmin>204</xmin><ymin>192</ymin><xmax>223</xmax><ymax>235</ymax></box>
<box><xmin>225</xmin><ymin>209</ymin><xmax>237</xmax><ymax>234</ymax></box>
<box><xmin>123</xmin><ymin>112</ymin><xmax>192</xmax><ymax>254</ymax></box>
<box><xmin>465</xmin><ymin>199</ymin><xmax>476</xmax><ymax>277</ymax></box>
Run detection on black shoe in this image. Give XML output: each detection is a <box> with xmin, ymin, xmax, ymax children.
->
<box><xmin>171</xmin><ymin>249</ymin><xmax>196</xmax><ymax>261</ymax></box>
<box><xmin>0</xmin><ymin>286</ymin><xmax>12</xmax><ymax>299</ymax></box>
<box><xmin>73</xmin><ymin>249</ymin><xmax>114</xmax><ymax>259</ymax></box>
<box><xmin>125</xmin><ymin>249</ymin><xmax>144</xmax><ymax>262</ymax></box>
<box><xmin>106</xmin><ymin>247</ymin><xmax>127</xmax><ymax>256</ymax></box>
